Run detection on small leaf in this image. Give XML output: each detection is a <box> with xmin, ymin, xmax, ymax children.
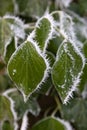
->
<box><xmin>4</xmin><ymin>37</ymin><xmax>16</xmax><ymax>63</ymax></box>
<box><xmin>34</xmin><ymin>17</ymin><xmax>52</xmax><ymax>51</ymax></box>
<box><xmin>52</xmin><ymin>41</ymin><xmax>84</xmax><ymax>103</ymax></box>
<box><xmin>32</xmin><ymin>117</ymin><xmax>72</xmax><ymax>130</ymax></box>
<box><xmin>7</xmin><ymin>40</ymin><xmax>47</xmax><ymax>101</ymax></box>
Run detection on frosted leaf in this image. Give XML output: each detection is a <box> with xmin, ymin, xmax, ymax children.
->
<box><xmin>4</xmin><ymin>15</ymin><xmax>25</xmax><ymax>39</ymax></box>
<box><xmin>0</xmin><ymin>88</ymin><xmax>18</xmax><ymax>130</ymax></box>
<box><xmin>7</xmin><ymin>39</ymin><xmax>49</xmax><ymax>102</ymax></box>
<box><xmin>30</xmin><ymin>12</ymin><xmax>55</xmax><ymax>52</ymax></box>
<box><xmin>3</xmin><ymin>89</ymin><xmax>18</xmax><ymax>130</ymax></box>
<box><xmin>59</xmin><ymin>11</ymin><xmax>76</xmax><ymax>42</ymax></box>
<box><xmin>58</xmin><ymin>11</ymin><xmax>85</xmax><ymax>49</ymax></box>
<box><xmin>52</xmin><ymin>41</ymin><xmax>85</xmax><ymax>104</ymax></box>
<box><xmin>65</xmin><ymin>9</ymin><xmax>87</xmax><ymax>40</ymax></box>
<box><xmin>0</xmin><ymin>15</ymin><xmax>25</xmax><ymax>57</ymax></box>
<box><xmin>0</xmin><ymin>17</ymin><xmax>12</xmax><ymax>56</ymax></box>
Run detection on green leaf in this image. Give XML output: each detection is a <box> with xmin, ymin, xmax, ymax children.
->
<box><xmin>62</xmin><ymin>98</ymin><xmax>87</xmax><ymax>130</ymax></box>
<box><xmin>34</xmin><ymin>16</ymin><xmax>52</xmax><ymax>51</ymax></box>
<box><xmin>52</xmin><ymin>41</ymin><xmax>84</xmax><ymax>103</ymax></box>
<box><xmin>0</xmin><ymin>95</ymin><xmax>13</xmax><ymax>121</ymax></box>
<box><xmin>4</xmin><ymin>38</ymin><xmax>16</xmax><ymax>63</ymax></box>
<box><xmin>7</xmin><ymin>40</ymin><xmax>47</xmax><ymax>101</ymax></box>
<box><xmin>32</xmin><ymin>117</ymin><xmax>72</xmax><ymax>130</ymax></box>
<box><xmin>0</xmin><ymin>18</ymin><xmax>12</xmax><ymax>55</ymax></box>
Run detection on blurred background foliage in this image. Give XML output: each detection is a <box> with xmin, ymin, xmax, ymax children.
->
<box><xmin>0</xmin><ymin>0</ymin><xmax>87</xmax><ymax>130</ymax></box>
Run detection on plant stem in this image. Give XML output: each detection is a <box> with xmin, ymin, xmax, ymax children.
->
<box><xmin>54</xmin><ymin>96</ymin><xmax>62</xmax><ymax>111</ymax></box>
